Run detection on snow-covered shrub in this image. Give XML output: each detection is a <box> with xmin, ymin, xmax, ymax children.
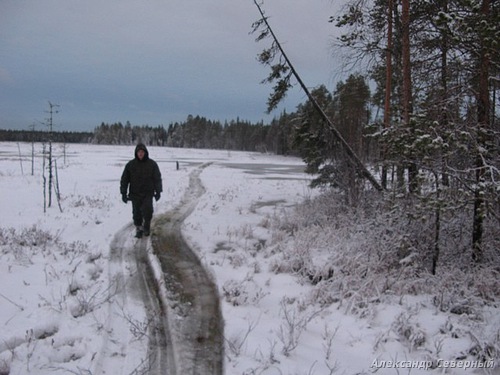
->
<box><xmin>228</xmin><ymin>252</ymin><xmax>247</xmax><ymax>268</ymax></box>
<box><xmin>276</xmin><ymin>297</ymin><xmax>321</xmax><ymax>357</ymax></box>
<box><xmin>268</xmin><ymin>220</ymin><xmax>335</xmax><ymax>285</ymax></box>
<box><xmin>0</xmin><ymin>226</ymin><xmax>59</xmax><ymax>266</ymax></box>
<box><xmin>468</xmin><ymin>339</ymin><xmax>499</xmax><ymax>364</ymax></box>
<box><xmin>69</xmin><ymin>279</ymin><xmax>111</xmax><ymax>318</ymax></box>
<box><xmin>225</xmin><ymin>318</ymin><xmax>259</xmax><ymax>357</ymax></box>
<box><xmin>267</xmin><ymin>188</ymin><xmax>500</xmax><ymax>313</ymax></box>
<box><xmin>392</xmin><ymin>312</ymin><xmax>426</xmax><ymax>351</ymax></box>
<box><xmin>70</xmin><ymin>194</ymin><xmax>110</xmax><ymax>210</ymax></box>
<box><xmin>222</xmin><ymin>278</ymin><xmax>267</xmax><ymax>307</ymax></box>
<box><xmin>259</xmin><ymin>182</ymin><xmax>500</xmax><ymax>370</ymax></box>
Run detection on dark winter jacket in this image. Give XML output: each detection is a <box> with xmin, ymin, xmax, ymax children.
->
<box><xmin>120</xmin><ymin>144</ymin><xmax>162</xmax><ymax>199</ymax></box>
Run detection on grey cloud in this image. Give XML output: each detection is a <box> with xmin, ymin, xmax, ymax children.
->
<box><xmin>0</xmin><ymin>0</ymin><xmax>340</xmax><ymax>131</ymax></box>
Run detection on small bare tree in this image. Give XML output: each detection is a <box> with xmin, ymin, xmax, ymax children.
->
<box><xmin>29</xmin><ymin>123</ymin><xmax>36</xmax><ymax>176</ymax></box>
<box><xmin>44</xmin><ymin>101</ymin><xmax>59</xmax><ymax>209</ymax></box>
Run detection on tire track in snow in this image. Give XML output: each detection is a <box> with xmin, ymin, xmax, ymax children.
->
<box><xmin>134</xmin><ymin>236</ymin><xmax>175</xmax><ymax>374</ymax></box>
<box><xmin>151</xmin><ymin>163</ymin><xmax>224</xmax><ymax>375</ymax></box>
<box><xmin>95</xmin><ymin>225</ymin><xmax>174</xmax><ymax>374</ymax></box>
<box><xmin>93</xmin><ymin>224</ymin><xmax>133</xmax><ymax>375</ymax></box>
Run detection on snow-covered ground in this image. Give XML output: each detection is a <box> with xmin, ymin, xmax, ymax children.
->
<box><xmin>0</xmin><ymin>142</ymin><xmax>498</xmax><ymax>375</ymax></box>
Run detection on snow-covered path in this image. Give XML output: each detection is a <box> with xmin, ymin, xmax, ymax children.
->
<box><xmin>95</xmin><ymin>163</ymin><xmax>223</xmax><ymax>375</ymax></box>
<box><xmin>150</xmin><ymin>163</ymin><xmax>224</xmax><ymax>374</ymax></box>
<box><xmin>92</xmin><ymin>222</ymin><xmax>173</xmax><ymax>374</ymax></box>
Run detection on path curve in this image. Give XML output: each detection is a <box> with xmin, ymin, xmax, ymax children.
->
<box><xmin>97</xmin><ymin>163</ymin><xmax>223</xmax><ymax>375</ymax></box>
<box><xmin>150</xmin><ymin>162</ymin><xmax>224</xmax><ymax>375</ymax></box>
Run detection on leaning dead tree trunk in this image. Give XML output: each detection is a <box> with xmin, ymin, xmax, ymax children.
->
<box><xmin>252</xmin><ymin>0</ymin><xmax>383</xmax><ymax>192</ymax></box>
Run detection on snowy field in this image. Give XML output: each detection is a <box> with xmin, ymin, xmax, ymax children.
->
<box><xmin>0</xmin><ymin>142</ymin><xmax>498</xmax><ymax>375</ymax></box>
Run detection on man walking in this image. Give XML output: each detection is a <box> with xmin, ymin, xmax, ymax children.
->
<box><xmin>120</xmin><ymin>143</ymin><xmax>163</xmax><ymax>238</ymax></box>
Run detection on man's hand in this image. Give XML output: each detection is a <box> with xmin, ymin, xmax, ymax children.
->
<box><xmin>122</xmin><ymin>194</ymin><xmax>128</xmax><ymax>204</ymax></box>
<box><xmin>155</xmin><ymin>193</ymin><xmax>161</xmax><ymax>202</ymax></box>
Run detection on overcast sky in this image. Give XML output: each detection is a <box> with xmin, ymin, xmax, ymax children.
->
<box><xmin>0</xmin><ymin>0</ymin><xmax>343</xmax><ymax>132</ymax></box>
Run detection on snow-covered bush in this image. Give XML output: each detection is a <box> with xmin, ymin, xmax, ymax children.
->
<box><xmin>268</xmin><ymin>189</ymin><xmax>500</xmax><ymax>305</ymax></box>
<box><xmin>266</xmin><ymin>187</ymin><xmax>500</xmax><ymax>367</ymax></box>
<box><xmin>222</xmin><ymin>277</ymin><xmax>268</xmax><ymax>306</ymax></box>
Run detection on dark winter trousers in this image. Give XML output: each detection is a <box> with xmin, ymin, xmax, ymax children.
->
<box><xmin>131</xmin><ymin>195</ymin><xmax>154</xmax><ymax>231</ymax></box>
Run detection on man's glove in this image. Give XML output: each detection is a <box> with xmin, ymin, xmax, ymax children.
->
<box><xmin>154</xmin><ymin>193</ymin><xmax>161</xmax><ymax>202</ymax></box>
<box><xmin>122</xmin><ymin>194</ymin><xmax>128</xmax><ymax>204</ymax></box>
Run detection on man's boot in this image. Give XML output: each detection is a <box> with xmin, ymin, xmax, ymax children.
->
<box><xmin>143</xmin><ymin>221</ymin><xmax>151</xmax><ymax>237</ymax></box>
<box><xmin>135</xmin><ymin>225</ymin><xmax>144</xmax><ymax>238</ymax></box>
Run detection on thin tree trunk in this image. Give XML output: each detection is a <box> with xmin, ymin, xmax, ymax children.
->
<box><xmin>382</xmin><ymin>0</ymin><xmax>393</xmax><ymax>190</ymax></box>
<box><xmin>17</xmin><ymin>143</ymin><xmax>24</xmax><ymax>175</ymax></box>
<box><xmin>42</xmin><ymin>144</ymin><xmax>47</xmax><ymax>213</ymax></box>
<box><xmin>440</xmin><ymin>0</ymin><xmax>450</xmax><ymax>187</ymax></box>
<box><xmin>472</xmin><ymin>0</ymin><xmax>491</xmax><ymax>263</ymax></box>
<box><xmin>54</xmin><ymin>159</ymin><xmax>63</xmax><ymax>213</ymax></box>
<box><xmin>401</xmin><ymin>0</ymin><xmax>418</xmax><ymax>193</ymax></box>
<box><xmin>432</xmin><ymin>172</ymin><xmax>441</xmax><ymax>275</ymax></box>
<box><xmin>48</xmin><ymin>140</ymin><xmax>52</xmax><ymax>207</ymax></box>
<box><xmin>31</xmin><ymin>137</ymin><xmax>34</xmax><ymax>176</ymax></box>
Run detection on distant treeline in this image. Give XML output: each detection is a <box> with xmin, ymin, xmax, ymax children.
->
<box><xmin>92</xmin><ymin>116</ymin><xmax>294</xmax><ymax>154</ymax></box>
<box><xmin>0</xmin><ymin>114</ymin><xmax>298</xmax><ymax>155</ymax></box>
<box><xmin>0</xmin><ymin>129</ymin><xmax>93</xmax><ymax>143</ymax></box>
